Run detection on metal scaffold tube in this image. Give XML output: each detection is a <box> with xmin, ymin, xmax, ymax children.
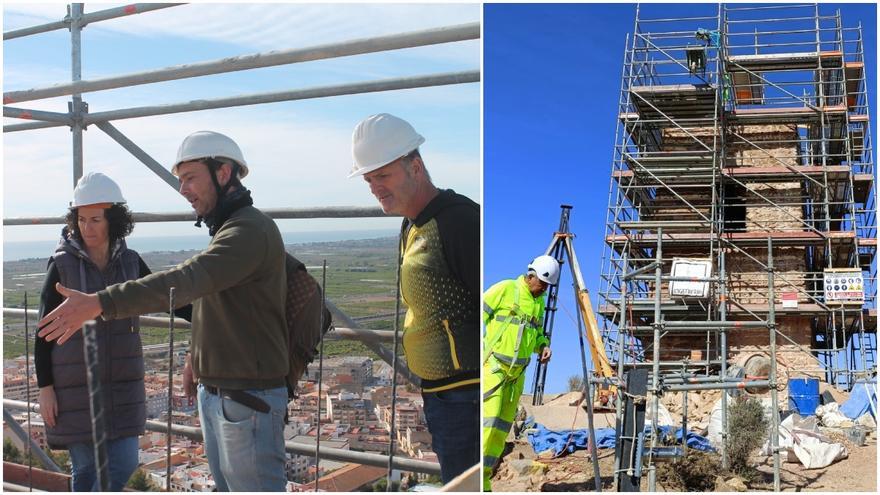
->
<box><xmin>2</xmin><ymin>399</ymin><xmax>441</xmax><ymax>476</ymax></box>
<box><xmin>4</xmin><ymin>206</ymin><xmax>390</xmax><ymax>225</ymax></box>
<box><xmin>719</xmin><ymin>250</ymin><xmax>729</xmax><ymax>470</ymax></box>
<box><xmin>82</xmin><ymin>320</ymin><xmax>110</xmax><ymax>491</ymax></box>
<box><xmin>647</xmin><ymin>228</ymin><xmax>662</xmax><ymax>492</ymax></box>
<box><xmin>3</xmin><ymin>23</ymin><xmax>479</xmax><ymax>104</ymax></box>
<box><xmin>3</xmin><ymin>4</ymin><xmax>183</xmax><ymax>41</ymax></box>
<box><xmin>315</xmin><ymin>261</ymin><xmax>328</xmax><ymax>492</ymax></box>
<box><xmin>5</xmin><ymin>71</ymin><xmax>480</xmax><ymax>133</ymax></box>
<box><xmin>768</xmin><ymin>239</ymin><xmax>781</xmax><ymax>492</ymax></box>
<box><xmin>69</xmin><ymin>3</ymin><xmax>84</xmax><ymax>187</ymax></box>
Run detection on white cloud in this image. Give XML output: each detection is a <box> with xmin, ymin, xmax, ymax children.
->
<box><xmin>4</xmin><ymin>3</ymin><xmax>480</xmax><ymax>60</ymax></box>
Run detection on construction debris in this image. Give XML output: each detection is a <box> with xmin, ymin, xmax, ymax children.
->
<box><xmin>816</xmin><ymin>403</ymin><xmax>855</xmax><ymax>428</ymax></box>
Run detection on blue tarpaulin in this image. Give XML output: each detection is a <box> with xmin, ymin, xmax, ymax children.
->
<box><xmin>839</xmin><ymin>380</ymin><xmax>877</xmax><ymax>419</ymax></box>
<box><xmin>525</xmin><ymin>420</ymin><xmax>715</xmax><ymax>458</ymax></box>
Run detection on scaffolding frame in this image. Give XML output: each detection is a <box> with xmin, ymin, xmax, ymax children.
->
<box><xmin>3</xmin><ymin>3</ymin><xmax>480</xmax><ymax>490</ymax></box>
<box><xmin>598</xmin><ymin>4</ymin><xmax>875</xmax><ymax>492</ymax></box>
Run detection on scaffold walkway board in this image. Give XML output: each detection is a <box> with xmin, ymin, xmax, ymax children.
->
<box><xmin>726</xmin><ymin>51</ymin><xmax>843</xmax><ymax>71</ymax></box>
<box><xmin>629</xmin><ymin>84</ymin><xmax>718</xmax><ymax>120</ymax></box>
<box><xmin>728</xmin><ymin>105</ymin><xmax>848</xmax><ymax>123</ymax></box>
<box><xmin>606</xmin><ymin>230</ymin><xmax>858</xmax><ymax>248</ymax></box>
<box><xmin>599</xmin><ymin>303</ymin><xmax>877</xmax><ymax>324</ymax></box>
<box><xmin>613</xmin><ymin>165</ymin><xmax>869</xmax><ymax>190</ymax></box>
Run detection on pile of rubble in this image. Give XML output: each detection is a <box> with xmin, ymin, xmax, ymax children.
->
<box><xmin>491</xmin><ymin>382</ymin><xmax>877</xmax><ymax>492</ymax></box>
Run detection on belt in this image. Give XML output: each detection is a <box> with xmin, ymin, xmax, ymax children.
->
<box><xmin>204</xmin><ymin>385</ymin><xmax>271</xmax><ymax>414</ymax></box>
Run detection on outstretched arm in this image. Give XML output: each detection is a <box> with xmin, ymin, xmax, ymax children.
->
<box><xmin>37</xmin><ymin>283</ymin><xmax>102</xmax><ymax>345</ymax></box>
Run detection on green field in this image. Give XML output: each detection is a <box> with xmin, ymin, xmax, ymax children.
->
<box><xmin>3</xmin><ymin>237</ymin><xmax>398</xmax><ymax>360</ymax></box>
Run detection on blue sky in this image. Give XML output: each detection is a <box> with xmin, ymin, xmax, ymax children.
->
<box><xmin>484</xmin><ymin>3</ymin><xmax>877</xmax><ymax>394</ymax></box>
<box><xmin>2</xmin><ymin>4</ymin><xmax>480</xmax><ymax>244</ymax></box>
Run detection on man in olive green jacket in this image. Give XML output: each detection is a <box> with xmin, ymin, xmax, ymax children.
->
<box><xmin>38</xmin><ymin>131</ymin><xmax>289</xmax><ymax>491</ymax></box>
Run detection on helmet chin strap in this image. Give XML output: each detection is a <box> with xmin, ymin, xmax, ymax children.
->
<box><xmin>195</xmin><ymin>160</ymin><xmax>240</xmax><ymax>228</ymax></box>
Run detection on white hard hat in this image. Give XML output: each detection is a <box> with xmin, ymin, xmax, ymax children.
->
<box><xmin>528</xmin><ymin>255</ymin><xmax>560</xmax><ymax>285</ymax></box>
<box><xmin>172</xmin><ymin>130</ymin><xmax>249</xmax><ymax>178</ymax></box>
<box><xmin>349</xmin><ymin>113</ymin><xmax>425</xmax><ymax>178</ymax></box>
<box><xmin>71</xmin><ymin>172</ymin><xmax>126</xmax><ymax>208</ymax></box>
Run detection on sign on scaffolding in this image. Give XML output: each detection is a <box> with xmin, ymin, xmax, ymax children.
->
<box><xmin>823</xmin><ymin>268</ymin><xmax>864</xmax><ymax>304</ymax></box>
<box><xmin>669</xmin><ymin>258</ymin><xmax>712</xmax><ymax>298</ymax></box>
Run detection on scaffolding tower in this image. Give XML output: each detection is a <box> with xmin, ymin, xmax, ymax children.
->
<box><xmin>598</xmin><ymin>3</ymin><xmax>875</xmax><ymax>491</ymax></box>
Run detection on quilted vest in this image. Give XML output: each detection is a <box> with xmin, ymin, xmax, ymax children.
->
<box><xmin>46</xmin><ymin>236</ymin><xmax>145</xmax><ymax>448</ymax></box>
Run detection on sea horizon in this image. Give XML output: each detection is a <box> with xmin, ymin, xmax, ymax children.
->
<box><xmin>3</xmin><ymin>228</ymin><xmax>397</xmax><ymax>262</ymax></box>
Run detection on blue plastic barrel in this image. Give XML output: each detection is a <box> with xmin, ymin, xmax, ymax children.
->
<box><xmin>789</xmin><ymin>377</ymin><xmax>820</xmax><ymax>416</ymax></box>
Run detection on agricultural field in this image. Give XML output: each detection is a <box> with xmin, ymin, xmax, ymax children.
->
<box><xmin>3</xmin><ymin>236</ymin><xmax>398</xmax><ymax>360</ymax></box>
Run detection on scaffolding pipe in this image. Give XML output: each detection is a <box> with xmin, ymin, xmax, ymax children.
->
<box><xmin>624</xmin><ymin>359</ymin><xmax>725</xmax><ymax>368</ymax></box>
<box><xmin>2</xmin><ymin>309</ymin><xmax>398</xmax><ymax>343</ymax></box>
<box><xmin>631</xmin><ymin>275</ymin><xmax>720</xmax><ymax>283</ymax></box>
<box><xmin>1</xmin><ymin>409</ymin><xmax>63</xmax><ymax>473</ymax></box>
<box><xmin>621</xmin><ymin>261</ymin><xmax>661</xmax><ymax>281</ymax></box>
<box><xmin>5</xmin><ymin>71</ymin><xmax>479</xmax><ymax>133</ymax></box>
<box><xmin>664</xmin><ymin>380</ymin><xmax>770</xmax><ymax>392</ymax></box>
<box><xmin>2</xmin><ymin>106</ymin><xmax>73</xmax><ymax>124</ymax></box>
<box><xmin>24</xmin><ymin>292</ymin><xmax>33</xmax><ymax>491</ymax></box>
<box><xmin>3</xmin><ymin>206</ymin><xmax>390</xmax><ymax>225</ymax></box>
<box><xmin>612</xmin><ymin>250</ymin><xmax>629</xmax><ymax>490</ymax></box>
<box><xmin>70</xmin><ymin>3</ymin><xmax>84</xmax><ymax>188</ymax></box>
<box><xmin>768</xmin><ymin>239</ymin><xmax>781</xmax><ymax>491</ymax></box>
<box><xmin>85</xmin><ymin>71</ymin><xmax>480</xmax><ymax>124</ymax></box>
<box><xmin>3</xmin><ymin>23</ymin><xmax>479</xmax><ymax>104</ymax></box>
<box><xmin>3</xmin><ymin>4</ymin><xmax>183</xmax><ymax>41</ymax></box>
<box><xmin>3</xmin><ymin>481</ymin><xmax>47</xmax><ymax>492</ymax></box>
<box><xmin>94</xmin><ymin>121</ymin><xmax>180</xmax><ymax>190</ymax></box>
<box><xmin>720</xmin><ymin>249</ymin><xmax>729</xmax><ymax>469</ymax></box>
<box><xmin>315</xmin><ymin>261</ymin><xmax>327</xmax><ymax>492</ymax></box>
<box><xmin>165</xmin><ymin>288</ymin><xmax>175</xmax><ymax>492</ymax></box>
<box><xmin>325</xmin><ymin>301</ymin><xmax>420</xmax><ymax>387</ymax></box>
<box><xmin>647</xmin><ymin>227</ymin><xmax>662</xmax><ymax>492</ymax></box>
<box><xmin>0</xmin><ymin>399</ymin><xmax>442</xmax><ymax>475</ymax></box>
<box><xmin>636</xmin><ymin>320</ymin><xmax>768</xmax><ymax>329</ymax></box>
<box><xmin>82</xmin><ymin>320</ymin><xmax>110</xmax><ymax>491</ymax></box>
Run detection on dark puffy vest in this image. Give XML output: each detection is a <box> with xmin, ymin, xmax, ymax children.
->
<box><xmin>46</xmin><ymin>242</ymin><xmax>145</xmax><ymax>448</ymax></box>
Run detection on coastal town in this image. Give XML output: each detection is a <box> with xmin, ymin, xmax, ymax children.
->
<box><xmin>4</xmin><ymin>351</ymin><xmax>439</xmax><ymax>491</ymax></box>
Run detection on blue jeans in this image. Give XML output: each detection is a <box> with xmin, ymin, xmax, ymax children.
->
<box><xmin>422</xmin><ymin>386</ymin><xmax>480</xmax><ymax>484</ymax></box>
<box><xmin>68</xmin><ymin>435</ymin><xmax>139</xmax><ymax>491</ymax></box>
<box><xmin>197</xmin><ymin>384</ymin><xmax>288</xmax><ymax>491</ymax></box>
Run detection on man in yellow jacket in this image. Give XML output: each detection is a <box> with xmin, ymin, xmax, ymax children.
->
<box><xmin>482</xmin><ymin>255</ymin><xmax>559</xmax><ymax>491</ymax></box>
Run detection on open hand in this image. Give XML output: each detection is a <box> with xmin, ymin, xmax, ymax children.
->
<box><xmin>39</xmin><ymin>386</ymin><xmax>58</xmax><ymax>428</ymax></box>
<box><xmin>37</xmin><ymin>283</ymin><xmax>102</xmax><ymax>345</ymax></box>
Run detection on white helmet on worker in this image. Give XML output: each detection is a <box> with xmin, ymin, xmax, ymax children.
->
<box><xmin>172</xmin><ymin>130</ymin><xmax>249</xmax><ymax>179</ymax></box>
<box><xmin>71</xmin><ymin>172</ymin><xmax>126</xmax><ymax>208</ymax></box>
<box><xmin>349</xmin><ymin>113</ymin><xmax>425</xmax><ymax>178</ymax></box>
<box><xmin>528</xmin><ymin>255</ymin><xmax>560</xmax><ymax>285</ymax></box>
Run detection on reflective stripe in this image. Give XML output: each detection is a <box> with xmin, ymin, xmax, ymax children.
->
<box><xmin>483</xmin><ymin>416</ymin><xmax>512</xmax><ymax>432</ymax></box>
<box><xmin>483</xmin><ymin>380</ymin><xmax>505</xmax><ymax>401</ymax></box>
<box><xmin>492</xmin><ymin>352</ymin><xmax>531</xmax><ymax>367</ymax></box>
<box><xmin>483</xmin><ymin>302</ymin><xmax>495</xmax><ymax>316</ymax></box>
<box><xmin>483</xmin><ymin>455</ymin><xmax>499</xmax><ymax>467</ymax></box>
<box><xmin>494</xmin><ymin>314</ymin><xmax>539</xmax><ymax>329</ymax></box>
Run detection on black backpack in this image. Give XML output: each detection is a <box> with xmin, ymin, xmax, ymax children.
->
<box><xmin>284</xmin><ymin>253</ymin><xmax>333</xmax><ymax>399</ymax></box>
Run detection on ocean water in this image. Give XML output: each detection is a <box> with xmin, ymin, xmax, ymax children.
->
<box><xmin>3</xmin><ymin>229</ymin><xmax>396</xmax><ymax>262</ymax></box>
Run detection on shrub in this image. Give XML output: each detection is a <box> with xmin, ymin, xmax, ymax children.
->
<box><xmin>727</xmin><ymin>396</ymin><xmax>768</xmax><ymax>480</ymax></box>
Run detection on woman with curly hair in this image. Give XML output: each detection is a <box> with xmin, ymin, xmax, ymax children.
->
<box><xmin>35</xmin><ymin>172</ymin><xmax>190</xmax><ymax>491</ymax></box>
